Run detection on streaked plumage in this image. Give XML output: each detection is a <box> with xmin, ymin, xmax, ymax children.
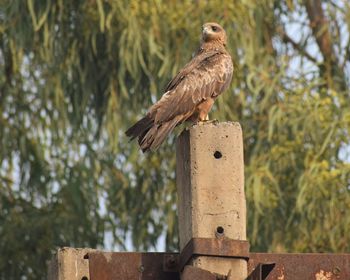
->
<box><xmin>126</xmin><ymin>22</ymin><xmax>233</xmax><ymax>152</ymax></box>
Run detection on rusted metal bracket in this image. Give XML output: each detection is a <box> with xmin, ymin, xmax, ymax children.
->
<box><xmin>246</xmin><ymin>263</ymin><xmax>275</xmax><ymax>280</ymax></box>
<box><xmin>179</xmin><ymin>237</ymin><xmax>250</xmax><ymax>272</ymax></box>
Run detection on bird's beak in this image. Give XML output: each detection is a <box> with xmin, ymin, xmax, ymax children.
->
<box><xmin>202</xmin><ymin>26</ymin><xmax>211</xmax><ymax>35</ymax></box>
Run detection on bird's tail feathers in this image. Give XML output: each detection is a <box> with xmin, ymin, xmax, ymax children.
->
<box><xmin>125</xmin><ymin>115</ymin><xmax>154</xmax><ymax>141</ymax></box>
<box><xmin>139</xmin><ymin>117</ymin><xmax>180</xmax><ymax>153</ymax></box>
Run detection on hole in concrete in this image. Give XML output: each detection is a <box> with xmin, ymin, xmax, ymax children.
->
<box><xmin>216</xmin><ymin>226</ymin><xmax>224</xmax><ymax>234</ymax></box>
<box><xmin>214</xmin><ymin>151</ymin><xmax>222</xmax><ymax>159</ymax></box>
<box><xmin>81</xmin><ymin>277</ymin><xmax>88</xmax><ymax>280</ymax></box>
<box><xmin>83</xmin><ymin>253</ymin><xmax>89</xmax><ymax>259</ymax></box>
<box><xmin>216</xmin><ymin>226</ymin><xmax>225</xmax><ymax>238</ymax></box>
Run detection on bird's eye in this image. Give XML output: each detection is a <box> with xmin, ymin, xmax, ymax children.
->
<box><xmin>212</xmin><ymin>26</ymin><xmax>218</xmax><ymax>32</ymax></box>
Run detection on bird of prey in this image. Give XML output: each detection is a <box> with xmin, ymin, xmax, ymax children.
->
<box><xmin>125</xmin><ymin>22</ymin><xmax>233</xmax><ymax>152</ymax></box>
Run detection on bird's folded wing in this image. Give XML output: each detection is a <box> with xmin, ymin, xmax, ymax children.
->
<box><xmin>150</xmin><ymin>51</ymin><xmax>233</xmax><ymax>124</ymax></box>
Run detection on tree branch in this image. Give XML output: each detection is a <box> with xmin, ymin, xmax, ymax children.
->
<box><xmin>304</xmin><ymin>0</ymin><xmax>333</xmax><ymax>60</ymax></box>
<box><xmin>304</xmin><ymin>0</ymin><xmax>346</xmax><ymax>90</ymax></box>
<box><xmin>278</xmin><ymin>27</ymin><xmax>318</xmax><ymax>64</ymax></box>
<box><xmin>341</xmin><ymin>37</ymin><xmax>350</xmax><ymax>70</ymax></box>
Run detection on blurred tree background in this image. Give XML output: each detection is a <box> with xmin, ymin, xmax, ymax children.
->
<box><xmin>1</xmin><ymin>0</ymin><xmax>350</xmax><ymax>278</ymax></box>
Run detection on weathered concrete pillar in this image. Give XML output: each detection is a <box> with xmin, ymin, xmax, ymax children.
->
<box><xmin>176</xmin><ymin>121</ymin><xmax>247</xmax><ymax>279</ymax></box>
<box><xmin>47</xmin><ymin>247</ymin><xmax>94</xmax><ymax>280</ymax></box>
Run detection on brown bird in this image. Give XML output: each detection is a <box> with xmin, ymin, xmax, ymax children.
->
<box><xmin>125</xmin><ymin>22</ymin><xmax>233</xmax><ymax>152</ymax></box>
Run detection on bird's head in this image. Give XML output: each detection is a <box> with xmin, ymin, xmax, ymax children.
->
<box><xmin>201</xmin><ymin>22</ymin><xmax>227</xmax><ymax>46</ymax></box>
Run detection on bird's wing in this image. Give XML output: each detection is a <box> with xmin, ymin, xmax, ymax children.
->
<box><xmin>150</xmin><ymin>51</ymin><xmax>233</xmax><ymax>124</ymax></box>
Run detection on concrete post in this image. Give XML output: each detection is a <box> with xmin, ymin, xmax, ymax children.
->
<box><xmin>47</xmin><ymin>247</ymin><xmax>94</xmax><ymax>280</ymax></box>
<box><xmin>176</xmin><ymin>122</ymin><xmax>247</xmax><ymax>279</ymax></box>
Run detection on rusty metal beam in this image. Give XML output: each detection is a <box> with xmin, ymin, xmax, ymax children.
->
<box><xmin>88</xmin><ymin>251</ymin><xmax>350</xmax><ymax>280</ymax></box>
<box><xmin>249</xmin><ymin>253</ymin><xmax>350</xmax><ymax>279</ymax></box>
<box><xmin>88</xmin><ymin>252</ymin><xmax>179</xmax><ymax>280</ymax></box>
<box><xmin>246</xmin><ymin>263</ymin><xmax>275</xmax><ymax>280</ymax></box>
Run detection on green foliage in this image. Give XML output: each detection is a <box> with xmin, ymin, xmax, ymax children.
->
<box><xmin>0</xmin><ymin>0</ymin><xmax>349</xmax><ymax>278</ymax></box>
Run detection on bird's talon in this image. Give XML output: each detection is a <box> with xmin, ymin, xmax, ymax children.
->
<box><xmin>198</xmin><ymin>119</ymin><xmax>218</xmax><ymax>125</ymax></box>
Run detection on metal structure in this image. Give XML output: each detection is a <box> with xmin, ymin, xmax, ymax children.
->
<box><xmin>87</xmin><ymin>251</ymin><xmax>350</xmax><ymax>279</ymax></box>
<box><xmin>48</xmin><ymin>123</ymin><xmax>350</xmax><ymax>280</ymax></box>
